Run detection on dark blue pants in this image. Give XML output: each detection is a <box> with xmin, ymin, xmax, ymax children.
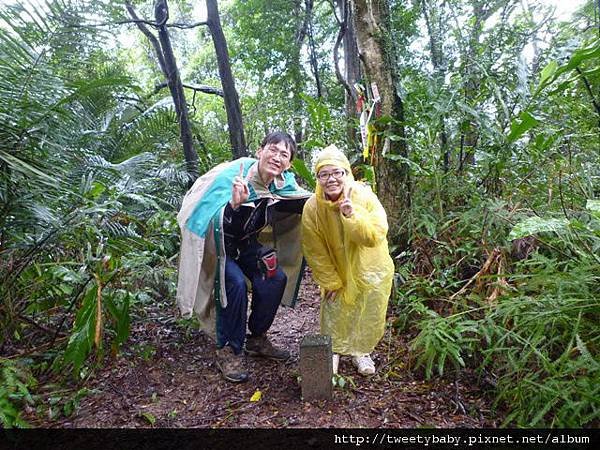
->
<box><xmin>216</xmin><ymin>243</ymin><xmax>287</xmax><ymax>354</ymax></box>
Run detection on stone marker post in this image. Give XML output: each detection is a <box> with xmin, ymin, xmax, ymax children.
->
<box><xmin>300</xmin><ymin>334</ymin><xmax>333</xmax><ymax>401</ymax></box>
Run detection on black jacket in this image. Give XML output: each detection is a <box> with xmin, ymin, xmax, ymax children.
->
<box><xmin>223</xmin><ymin>198</ymin><xmax>306</xmax><ymax>257</ymax></box>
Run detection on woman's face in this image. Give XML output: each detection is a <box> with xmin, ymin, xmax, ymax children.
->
<box><xmin>317</xmin><ymin>164</ymin><xmax>347</xmax><ymax>201</ymax></box>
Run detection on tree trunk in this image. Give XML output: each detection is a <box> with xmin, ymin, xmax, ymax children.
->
<box><xmin>154</xmin><ymin>0</ymin><xmax>199</xmax><ymax>178</ymax></box>
<box><xmin>127</xmin><ymin>1</ymin><xmax>199</xmax><ymax>178</ymax></box>
<box><xmin>294</xmin><ymin>117</ymin><xmax>304</xmax><ymax>159</ymax></box>
<box><xmin>290</xmin><ymin>0</ymin><xmax>310</xmax><ymax>142</ymax></box>
<box><xmin>206</xmin><ymin>0</ymin><xmax>247</xmax><ymax>158</ymax></box>
<box><xmin>458</xmin><ymin>1</ymin><xmax>504</xmax><ymax>172</ymax></box>
<box><xmin>351</xmin><ymin>0</ymin><xmax>410</xmax><ymax>248</ymax></box>
<box><xmin>421</xmin><ymin>0</ymin><xmax>450</xmax><ymax>172</ymax></box>
<box><xmin>334</xmin><ymin>0</ymin><xmax>361</xmax><ymax>143</ymax></box>
<box><xmin>343</xmin><ymin>3</ymin><xmax>360</xmax><ymax>99</ymax></box>
<box><xmin>304</xmin><ymin>0</ymin><xmax>323</xmax><ymax>98</ymax></box>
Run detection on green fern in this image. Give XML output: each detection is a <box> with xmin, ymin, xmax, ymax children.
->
<box><xmin>0</xmin><ymin>359</ymin><xmax>35</xmax><ymax>428</ymax></box>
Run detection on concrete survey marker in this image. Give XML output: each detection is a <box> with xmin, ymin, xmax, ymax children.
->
<box><xmin>299</xmin><ymin>334</ymin><xmax>333</xmax><ymax>401</ymax></box>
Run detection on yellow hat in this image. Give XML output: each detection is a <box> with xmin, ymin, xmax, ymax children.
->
<box><xmin>314</xmin><ymin>144</ymin><xmax>352</xmax><ymax>174</ymax></box>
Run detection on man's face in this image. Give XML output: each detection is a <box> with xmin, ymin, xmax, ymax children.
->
<box><xmin>256</xmin><ymin>141</ymin><xmax>292</xmax><ymax>182</ymax></box>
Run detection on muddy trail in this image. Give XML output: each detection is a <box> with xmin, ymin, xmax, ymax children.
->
<box><xmin>32</xmin><ymin>273</ymin><xmax>502</xmax><ymax>428</ymax></box>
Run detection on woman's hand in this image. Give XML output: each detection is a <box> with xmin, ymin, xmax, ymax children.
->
<box><xmin>230</xmin><ymin>163</ymin><xmax>249</xmax><ymax>210</ymax></box>
<box><xmin>339</xmin><ymin>186</ymin><xmax>353</xmax><ymax>218</ymax></box>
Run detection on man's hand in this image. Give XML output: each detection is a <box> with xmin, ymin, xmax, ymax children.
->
<box><xmin>339</xmin><ymin>186</ymin><xmax>353</xmax><ymax>218</ymax></box>
<box><xmin>324</xmin><ymin>290</ymin><xmax>338</xmax><ymax>302</ymax></box>
<box><xmin>230</xmin><ymin>163</ymin><xmax>249</xmax><ymax>210</ymax></box>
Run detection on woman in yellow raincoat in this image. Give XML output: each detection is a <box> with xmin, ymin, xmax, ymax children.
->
<box><xmin>301</xmin><ymin>145</ymin><xmax>394</xmax><ymax>375</ymax></box>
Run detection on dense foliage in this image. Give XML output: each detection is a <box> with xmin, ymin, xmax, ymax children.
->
<box><xmin>390</xmin><ymin>1</ymin><xmax>600</xmax><ymax>427</ymax></box>
<box><xmin>1</xmin><ymin>0</ymin><xmax>598</xmax><ymax>427</ymax></box>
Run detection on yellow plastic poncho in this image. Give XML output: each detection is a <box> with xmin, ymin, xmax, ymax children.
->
<box><xmin>301</xmin><ymin>146</ymin><xmax>394</xmax><ymax>356</ymax></box>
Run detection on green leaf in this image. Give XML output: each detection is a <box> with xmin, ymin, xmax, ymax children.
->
<box><xmin>558</xmin><ymin>38</ymin><xmax>600</xmax><ymax>74</ymax></box>
<box><xmin>575</xmin><ymin>334</ymin><xmax>599</xmax><ymax>368</ymax></box>
<box><xmin>0</xmin><ymin>360</ymin><xmax>33</xmax><ymax>428</ymax></box>
<box><xmin>88</xmin><ymin>181</ymin><xmax>106</xmax><ymax>199</ymax></box>
<box><xmin>528</xmin><ymin>396</ymin><xmax>559</xmax><ymax>427</ymax></box>
<box><xmin>547</xmin><ymin>79</ymin><xmax>576</xmax><ymax>96</ymax></box>
<box><xmin>0</xmin><ymin>149</ymin><xmax>59</xmax><ymax>186</ymax></box>
<box><xmin>358</xmin><ymin>164</ymin><xmax>376</xmax><ymax>185</ymax></box>
<box><xmin>508</xmin><ymin>216</ymin><xmax>569</xmax><ymax>240</ymax></box>
<box><xmin>383</xmin><ymin>154</ymin><xmax>428</xmax><ymax>175</ymax></box>
<box><xmin>438</xmin><ymin>352</ymin><xmax>447</xmax><ymax>376</ymax></box>
<box><xmin>534</xmin><ymin>39</ymin><xmax>600</xmax><ymax>95</ymax></box>
<box><xmin>538</xmin><ymin>60</ymin><xmax>558</xmax><ymax>88</ymax></box>
<box><xmin>290</xmin><ymin>158</ymin><xmax>315</xmax><ymax>190</ymax></box>
<box><xmin>140</xmin><ymin>411</ymin><xmax>156</xmax><ymax>425</ymax></box>
<box><xmin>585</xmin><ymin>199</ymin><xmax>600</xmax><ymax>218</ymax></box>
<box><xmin>507</xmin><ymin>111</ymin><xmax>539</xmax><ymax>143</ymax></box>
<box><xmin>104</xmin><ymin>292</ymin><xmax>131</xmax><ymax>347</ymax></box>
<box><xmin>63</xmin><ymin>285</ymin><xmax>97</xmax><ymax>376</ymax></box>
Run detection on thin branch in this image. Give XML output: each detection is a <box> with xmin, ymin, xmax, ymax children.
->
<box><xmin>65</xmin><ymin>18</ymin><xmax>205</xmax><ymax>30</ymax></box>
<box><xmin>8</xmin><ymin>212</ymin><xmax>80</xmax><ymax>291</ymax></box>
<box><xmin>113</xmin><ymin>18</ymin><xmax>159</xmax><ymax>27</ymax></box>
<box><xmin>575</xmin><ymin>67</ymin><xmax>600</xmax><ymax>122</ymax></box>
<box><xmin>7</xmin><ymin>336</ymin><xmax>68</xmax><ymax>359</ymax></box>
<box><xmin>154</xmin><ymin>81</ymin><xmax>224</xmax><ymax>97</ymax></box>
<box><xmin>167</xmin><ymin>21</ymin><xmax>208</xmax><ymax>29</ymax></box>
<box><xmin>116</xmin><ymin>95</ymin><xmax>147</xmax><ymax>112</ymax></box>
<box><xmin>65</xmin><ymin>18</ymin><xmax>160</xmax><ymax>29</ymax></box>
<box><xmin>18</xmin><ymin>313</ymin><xmax>66</xmax><ymax>337</ymax></box>
<box><xmin>305</xmin><ymin>0</ymin><xmax>322</xmax><ymax>98</ymax></box>
<box><xmin>181</xmin><ymin>83</ymin><xmax>224</xmax><ymax>97</ymax></box>
<box><xmin>578</xmin><ymin>24</ymin><xmax>599</xmax><ymax>34</ymax></box>
<box><xmin>558</xmin><ymin>169</ymin><xmax>570</xmax><ymax>220</ymax></box>
<box><xmin>126</xmin><ymin>2</ymin><xmax>167</xmax><ymax>75</ymax></box>
<box><xmin>295</xmin><ymin>0</ymin><xmax>311</xmax><ymax>47</ymax></box>
<box><xmin>328</xmin><ymin>0</ymin><xmax>342</xmax><ymax>24</ymax></box>
<box><xmin>333</xmin><ymin>0</ymin><xmax>356</xmax><ymax>102</ymax></box>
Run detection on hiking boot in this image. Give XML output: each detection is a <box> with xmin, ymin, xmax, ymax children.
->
<box><xmin>245</xmin><ymin>334</ymin><xmax>290</xmax><ymax>361</ymax></box>
<box><xmin>352</xmin><ymin>354</ymin><xmax>376</xmax><ymax>376</ymax></box>
<box><xmin>215</xmin><ymin>346</ymin><xmax>249</xmax><ymax>383</ymax></box>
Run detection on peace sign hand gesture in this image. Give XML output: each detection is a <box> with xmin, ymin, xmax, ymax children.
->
<box><xmin>230</xmin><ymin>163</ymin><xmax>249</xmax><ymax>210</ymax></box>
<box><xmin>339</xmin><ymin>186</ymin><xmax>353</xmax><ymax>218</ymax></box>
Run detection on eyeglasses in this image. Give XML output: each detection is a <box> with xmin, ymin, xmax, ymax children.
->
<box><xmin>317</xmin><ymin>169</ymin><xmax>346</xmax><ymax>181</ymax></box>
<box><xmin>264</xmin><ymin>146</ymin><xmax>291</xmax><ymax>161</ymax></box>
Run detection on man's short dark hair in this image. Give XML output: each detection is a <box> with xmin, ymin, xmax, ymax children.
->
<box><xmin>260</xmin><ymin>131</ymin><xmax>297</xmax><ymax>161</ymax></box>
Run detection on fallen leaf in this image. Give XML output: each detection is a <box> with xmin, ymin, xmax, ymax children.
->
<box><xmin>139</xmin><ymin>411</ymin><xmax>156</xmax><ymax>425</ymax></box>
<box><xmin>250</xmin><ymin>390</ymin><xmax>262</xmax><ymax>402</ymax></box>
